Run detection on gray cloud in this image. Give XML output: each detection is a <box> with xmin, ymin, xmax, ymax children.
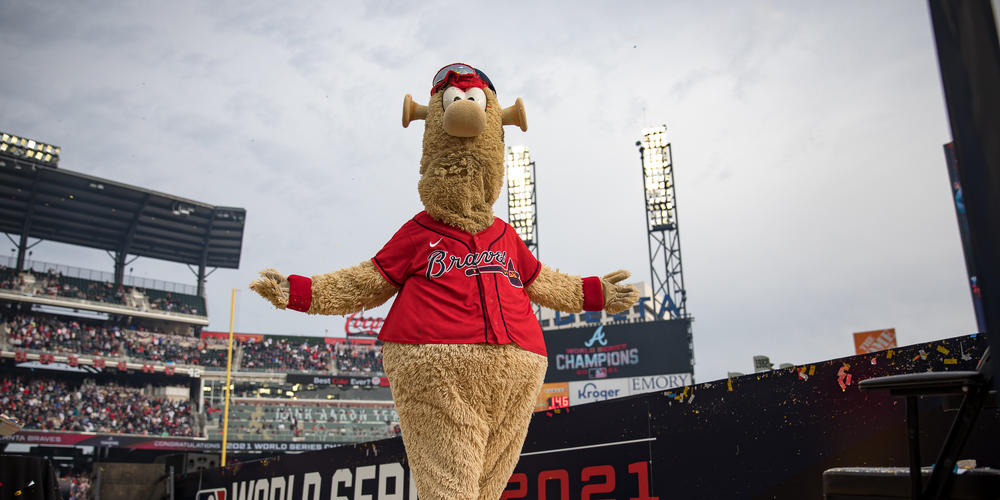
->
<box><xmin>0</xmin><ymin>0</ymin><xmax>978</xmax><ymax>382</ymax></box>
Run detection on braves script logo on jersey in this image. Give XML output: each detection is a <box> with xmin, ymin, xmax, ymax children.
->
<box><xmin>426</xmin><ymin>249</ymin><xmax>523</xmax><ymax>287</ymax></box>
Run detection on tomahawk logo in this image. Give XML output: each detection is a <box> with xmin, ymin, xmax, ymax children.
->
<box><xmin>195</xmin><ymin>489</ymin><xmax>226</xmax><ymax>500</ymax></box>
<box><xmin>584</xmin><ymin>326</ymin><xmax>608</xmax><ymax>347</ymax></box>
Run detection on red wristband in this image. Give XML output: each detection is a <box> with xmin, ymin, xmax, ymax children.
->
<box><xmin>287</xmin><ymin>275</ymin><xmax>313</xmax><ymax>312</ymax></box>
<box><xmin>582</xmin><ymin>276</ymin><xmax>603</xmax><ymax>311</ymax></box>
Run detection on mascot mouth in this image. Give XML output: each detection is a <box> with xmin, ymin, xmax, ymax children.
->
<box><xmin>423</xmin><ymin>146</ymin><xmax>481</xmax><ymax>179</ymax></box>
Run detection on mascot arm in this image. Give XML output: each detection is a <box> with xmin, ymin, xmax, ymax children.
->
<box><xmin>526</xmin><ymin>265</ymin><xmax>639</xmax><ymax>315</ymax></box>
<box><xmin>250</xmin><ymin>261</ymin><xmax>398</xmax><ymax>315</ymax></box>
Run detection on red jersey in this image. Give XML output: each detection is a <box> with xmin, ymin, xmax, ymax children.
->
<box><xmin>371</xmin><ymin>211</ymin><xmax>545</xmax><ymax>355</ymax></box>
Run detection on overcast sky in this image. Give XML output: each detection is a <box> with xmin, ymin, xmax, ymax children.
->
<box><xmin>0</xmin><ymin>1</ymin><xmax>984</xmax><ymax>382</ymax></box>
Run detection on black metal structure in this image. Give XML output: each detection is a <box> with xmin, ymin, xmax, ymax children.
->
<box><xmin>0</xmin><ymin>150</ymin><xmax>246</xmax><ymax>297</ymax></box>
<box><xmin>637</xmin><ymin>126</ymin><xmax>688</xmax><ymax>319</ymax></box>
<box><xmin>928</xmin><ymin>0</ymin><xmax>1000</xmax><ymax>404</ymax></box>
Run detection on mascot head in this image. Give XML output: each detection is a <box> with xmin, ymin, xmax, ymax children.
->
<box><xmin>402</xmin><ymin>63</ymin><xmax>528</xmax><ymax>234</ymax></box>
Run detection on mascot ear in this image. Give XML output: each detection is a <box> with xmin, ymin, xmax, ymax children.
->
<box><xmin>402</xmin><ymin>94</ymin><xmax>427</xmax><ymax>128</ymax></box>
<box><xmin>502</xmin><ymin>97</ymin><xmax>528</xmax><ymax>132</ymax></box>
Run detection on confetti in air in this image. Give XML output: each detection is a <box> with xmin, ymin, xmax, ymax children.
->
<box><xmin>837</xmin><ymin>364</ymin><xmax>852</xmax><ymax>391</ymax></box>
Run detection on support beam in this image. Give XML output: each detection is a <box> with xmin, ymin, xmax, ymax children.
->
<box><xmin>15</xmin><ymin>169</ymin><xmax>42</xmax><ymax>272</ymax></box>
<box><xmin>197</xmin><ymin>209</ymin><xmax>217</xmax><ymax>298</ymax></box>
<box><xmin>114</xmin><ymin>194</ymin><xmax>150</xmax><ymax>288</ymax></box>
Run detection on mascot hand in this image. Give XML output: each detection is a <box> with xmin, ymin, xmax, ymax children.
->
<box><xmin>601</xmin><ymin>270</ymin><xmax>639</xmax><ymax>315</ymax></box>
<box><xmin>249</xmin><ymin>268</ymin><xmax>291</xmax><ymax>309</ymax></box>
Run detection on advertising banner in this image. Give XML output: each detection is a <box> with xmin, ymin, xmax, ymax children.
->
<box><xmin>626</xmin><ymin>372</ymin><xmax>691</xmax><ymax>396</ymax></box>
<box><xmin>542</xmin><ymin>319</ymin><xmax>692</xmax><ymax>383</ymax></box>
<box><xmin>200</xmin><ymin>331</ymin><xmax>264</xmax><ymax>343</ymax></box>
<box><xmin>568</xmin><ymin>378</ymin><xmax>630</xmax><ymax>405</ymax></box>
<box><xmin>174</xmin><ymin>334</ymin><xmax>997</xmax><ymax>499</ymax></box>
<box><xmin>853</xmin><ymin>328</ymin><xmax>898</xmax><ymax>354</ymax></box>
<box><xmin>563</xmin><ymin>373</ymin><xmax>692</xmax><ymax>406</ymax></box>
<box><xmin>286</xmin><ymin>373</ymin><xmax>391</xmax><ymax>387</ymax></box>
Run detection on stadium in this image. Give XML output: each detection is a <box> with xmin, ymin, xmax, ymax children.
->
<box><xmin>0</xmin><ymin>145</ymin><xmax>405</xmax><ymax>494</ymax></box>
<box><xmin>2</xmin><ymin>2</ymin><xmax>999</xmax><ymax>499</ymax></box>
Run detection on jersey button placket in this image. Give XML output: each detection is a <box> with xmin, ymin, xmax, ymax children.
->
<box><xmin>470</xmin><ymin>235</ymin><xmax>493</xmax><ymax>342</ymax></box>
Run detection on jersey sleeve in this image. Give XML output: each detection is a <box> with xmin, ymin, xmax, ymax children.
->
<box><xmin>372</xmin><ymin>221</ymin><xmax>417</xmax><ymax>287</ymax></box>
<box><xmin>512</xmin><ymin>225</ymin><xmax>542</xmax><ymax>287</ymax></box>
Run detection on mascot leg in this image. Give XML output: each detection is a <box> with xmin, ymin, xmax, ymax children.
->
<box><xmin>476</xmin><ymin>347</ymin><xmax>547</xmax><ymax>500</ymax></box>
<box><xmin>382</xmin><ymin>343</ymin><xmax>547</xmax><ymax>500</ymax></box>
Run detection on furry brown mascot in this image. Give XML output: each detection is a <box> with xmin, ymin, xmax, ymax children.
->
<box><xmin>251</xmin><ymin>63</ymin><xmax>640</xmax><ymax>500</ymax></box>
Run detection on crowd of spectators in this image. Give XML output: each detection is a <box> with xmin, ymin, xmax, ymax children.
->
<box><xmin>59</xmin><ymin>474</ymin><xmax>91</xmax><ymax>500</ymax></box>
<box><xmin>34</xmin><ymin>269</ymin><xmax>127</xmax><ymax>305</ymax></box>
<box><xmin>3</xmin><ymin>311</ymin><xmax>386</xmax><ymax>374</ymax></box>
<box><xmin>241</xmin><ymin>338</ymin><xmax>333</xmax><ymax>372</ymax></box>
<box><xmin>0</xmin><ymin>265</ymin><xmax>202</xmax><ymax>314</ymax></box>
<box><xmin>0</xmin><ymin>265</ymin><xmax>25</xmax><ymax>290</ymax></box>
<box><xmin>1</xmin><ymin>376</ymin><xmax>195</xmax><ymax>436</ymax></box>
<box><xmin>335</xmin><ymin>343</ymin><xmax>384</xmax><ymax>374</ymax></box>
<box><xmin>5</xmin><ymin>315</ymin><xmax>122</xmax><ymax>356</ymax></box>
<box><xmin>124</xmin><ymin>334</ymin><xmax>228</xmax><ymax>368</ymax></box>
<box><xmin>3</xmin><ymin>313</ymin><xmax>230</xmax><ymax>367</ymax></box>
<box><xmin>147</xmin><ymin>291</ymin><xmax>201</xmax><ymax>315</ymax></box>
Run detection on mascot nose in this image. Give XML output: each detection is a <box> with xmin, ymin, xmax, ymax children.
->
<box><xmin>442</xmin><ymin>100</ymin><xmax>487</xmax><ymax>137</ymax></box>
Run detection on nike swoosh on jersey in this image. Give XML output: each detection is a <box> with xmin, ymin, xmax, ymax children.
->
<box><xmin>429</xmin><ymin>237</ymin><xmax>443</xmax><ymax>247</ymax></box>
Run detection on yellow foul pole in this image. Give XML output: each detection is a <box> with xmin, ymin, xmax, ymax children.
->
<box><xmin>221</xmin><ymin>288</ymin><xmax>236</xmax><ymax>466</ymax></box>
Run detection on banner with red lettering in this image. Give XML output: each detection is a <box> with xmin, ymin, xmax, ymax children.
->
<box><xmin>344</xmin><ymin>311</ymin><xmax>385</xmax><ymax>338</ymax></box>
<box><xmin>200</xmin><ymin>331</ymin><xmax>265</xmax><ymax>343</ymax></box>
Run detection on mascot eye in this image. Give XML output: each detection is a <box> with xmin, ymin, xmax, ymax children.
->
<box><xmin>442</xmin><ymin>87</ymin><xmax>465</xmax><ymax>111</ymax></box>
<box><xmin>464</xmin><ymin>87</ymin><xmax>487</xmax><ymax>111</ymax></box>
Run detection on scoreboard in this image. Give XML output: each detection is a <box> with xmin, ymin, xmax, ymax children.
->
<box><xmin>535</xmin><ymin>319</ymin><xmax>693</xmax><ymax>411</ymax></box>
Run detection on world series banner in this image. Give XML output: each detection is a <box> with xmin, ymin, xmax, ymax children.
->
<box><xmin>174</xmin><ymin>334</ymin><xmax>999</xmax><ymax>499</ymax></box>
<box><xmin>0</xmin><ymin>432</ymin><xmax>345</xmax><ymax>453</ymax></box>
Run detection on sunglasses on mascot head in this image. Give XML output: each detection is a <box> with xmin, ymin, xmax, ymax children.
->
<box><xmin>431</xmin><ymin>63</ymin><xmax>496</xmax><ymax>96</ymax></box>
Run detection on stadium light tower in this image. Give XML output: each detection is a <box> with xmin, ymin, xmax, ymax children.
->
<box><xmin>505</xmin><ymin>145</ymin><xmax>538</xmax><ymax>258</ymax></box>
<box><xmin>637</xmin><ymin>125</ymin><xmax>688</xmax><ymax>319</ymax></box>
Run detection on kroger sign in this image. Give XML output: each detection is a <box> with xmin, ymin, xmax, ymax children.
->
<box><xmin>568</xmin><ymin>373</ymin><xmax>693</xmax><ymax>406</ymax></box>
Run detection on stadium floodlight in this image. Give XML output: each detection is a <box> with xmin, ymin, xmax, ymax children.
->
<box><xmin>637</xmin><ymin>125</ymin><xmax>688</xmax><ymax>319</ymax></box>
<box><xmin>0</xmin><ymin>131</ymin><xmax>61</xmax><ymax>166</ymax></box>
<box><xmin>505</xmin><ymin>145</ymin><xmax>538</xmax><ymax>253</ymax></box>
<box><xmin>639</xmin><ymin>126</ymin><xmax>674</xmax><ymax>231</ymax></box>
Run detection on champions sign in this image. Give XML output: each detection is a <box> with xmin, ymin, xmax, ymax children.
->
<box><xmin>542</xmin><ymin>319</ymin><xmax>693</xmax><ymax>383</ymax></box>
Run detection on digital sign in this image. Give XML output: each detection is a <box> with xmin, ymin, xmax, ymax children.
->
<box><xmin>542</xmin><ymin>319</ymin><xmax>692</xmax><ymax>383</ymax></box>
<box><xmin>548</xmin><ymin>395</ymin><xmax>569</xmax><ymax>410</ymax></box>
